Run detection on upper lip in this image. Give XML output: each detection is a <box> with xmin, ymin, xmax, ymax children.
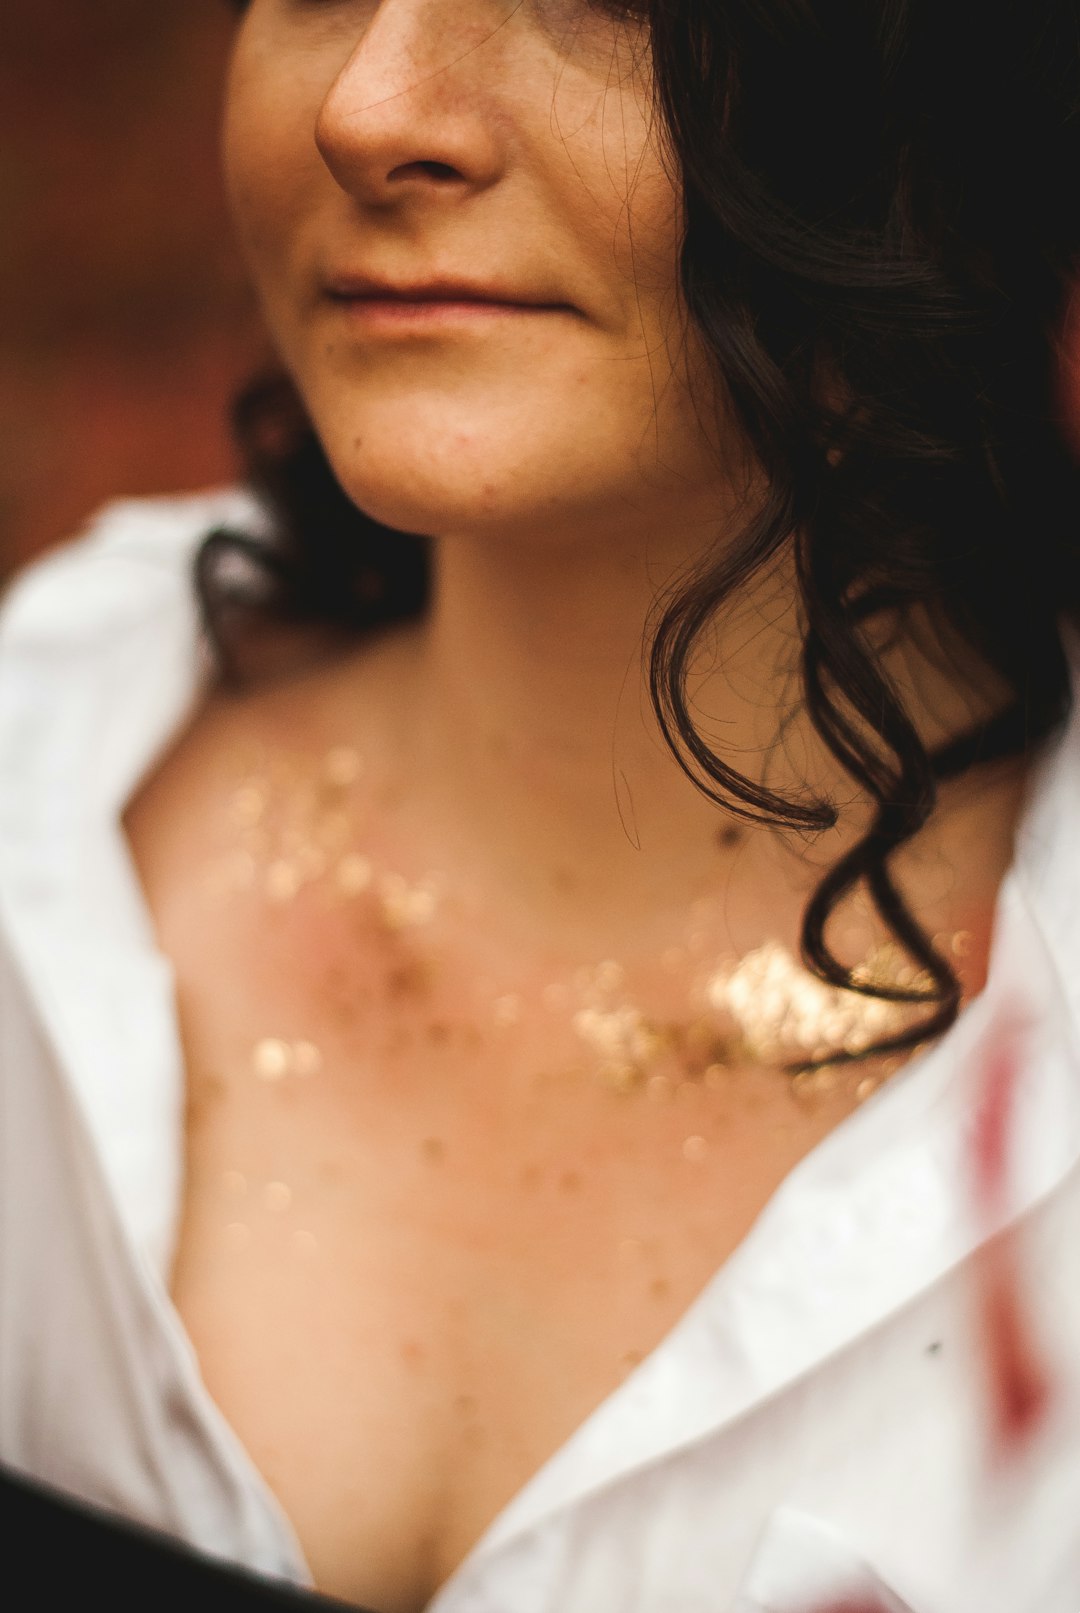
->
<box><xmin>323</xmin><ymin>272</ymin><xmax>570</xmax><ymax>309</ymax></box>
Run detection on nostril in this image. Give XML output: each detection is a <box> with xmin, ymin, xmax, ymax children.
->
<box><xmin>391</xmin><ymin>159</ymin><xmax>462</xmax><ymax>182</ymax></box>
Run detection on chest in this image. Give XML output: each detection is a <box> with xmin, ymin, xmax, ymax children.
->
<box><xmin>163</xmin><ymin>894</ymin><xmax>857</xmax><ymax>1613</ymax></box>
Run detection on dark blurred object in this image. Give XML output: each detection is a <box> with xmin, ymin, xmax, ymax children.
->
<box><xmin>1060</xmin><ymin>285</ymin><xmax>1080</xmax><ymax>460</ymax></box>
<box><xmin>0</xmin><ymin>0</ymin><xmax>266</xmax><ymax>581</ymax></box>
<box><xmin>0</xmin><ymin>1465</ymin><xmax>368</xmax><ymax>1611</ymax></box>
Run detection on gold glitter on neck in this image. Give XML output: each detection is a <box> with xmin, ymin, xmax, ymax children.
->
<box><xmin>324</xmin><ymin>746</ymin><xmax>363</xmax><ymax>787</ymax></box>
<box><xmin>230</xmin><ymin>783</ymin><xmax>267</xmax><ymax>828</ymax></box>
<box><xmin>215</xmin><ymin>746</ymin><xmax>375</xmax><ymax>910</ymax></box>
<box><xmin>266</xmin><ymin>859</ymin><xmax>302</xmax><ymax>903</ymax></box>
<box><xmin>336</xmin><ymin>852</ymin><xmax>373</xmax><ymax>895</ymax></box>
<box><xmin>263</xmin><ymin>1181</ymin><xmax>293</xmax><ymax>1213</ymax></box>
<box><xmin>705</xmin><ymin>939</ymin><xmax>923</xmax><ymax>1065</ymax></box>
<box><xmin>218</xmin><ymin>748</ymin><xmax>956</xmax><ymax>1103</ymax></box>
<box><xmin>493</xmin><ymin>993</ymin><xmax>523</xmax><ymax>1028</ymax></box>
<box><xmin>377</xmin><ymin>872</ymin><xmax>441</xmax><ymax>930</ymax></box>
<box><xmin>253</xmin><ymin>1039</ymin><xmax>291</xmax><ymax>1082</ymax></box>
<box><xmin>252</xmin><ymin>1037</ymin><xmax>324</xmax><ymax>1083</ymax></box>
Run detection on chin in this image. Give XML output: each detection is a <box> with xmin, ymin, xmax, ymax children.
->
<box><xmin>316</xmin><ymin>409</ymin><xmax>613</xmax><ymax>545</ymax></box>
<box><xmin>336</xmin><ymin>472</ymin><xmax>503</xmax><ymax>541</ymax></box>
<box><xmin>320</xmin><ymin>443</ymin><xmax>498</xmax><ymax>540</ymax></box>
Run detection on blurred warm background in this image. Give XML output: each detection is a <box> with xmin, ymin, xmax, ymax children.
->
<box><xmin>0</xmin><ymin>0</ymin><xmax>266</xmax><ymax>582</ymax></box>
<box><xmin>2</xmin><ymin>0</ymin><xmax>1080</xmax><ymax>588</ymax></box>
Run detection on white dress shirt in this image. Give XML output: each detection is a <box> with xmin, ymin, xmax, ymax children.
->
<box><xmin>1</xmin><ymin>491</ymin><xmax>1079</xmax><ymax>1613</ymax></box>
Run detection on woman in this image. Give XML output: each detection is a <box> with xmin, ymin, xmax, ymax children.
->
<box><xmin>2</xmin><ymin>1</ymin><xmax>1080</xmax><ymax>1609</ymax></box>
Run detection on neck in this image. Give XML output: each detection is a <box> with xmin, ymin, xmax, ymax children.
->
<box><xmin>312</xmin><ymin>504</ymin><xmax>1021</xmax><ymax>989</ymax></box>
<box><xmin>377</xmin><ymin>507</ymin><xmax>826</xmax><ymax>952</ymax></box>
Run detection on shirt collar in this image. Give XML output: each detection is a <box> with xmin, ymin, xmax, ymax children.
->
<box><xmin>3</xmin><ymin>498</ymin><xmax>1079</xmax><ymax>1567</ymax></box>
<box><xmin>0</xmin><ymin>491</ymin><xmax>262</xmax><ymax>1277</ymax></box>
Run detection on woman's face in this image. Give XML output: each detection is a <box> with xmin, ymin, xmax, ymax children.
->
<box><xmin>225</xmin><ymin>0</ymin><xmax>728</xmax><ymax>544</ymax></box>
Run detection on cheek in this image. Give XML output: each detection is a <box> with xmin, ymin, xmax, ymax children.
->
<box><xmin>550</xmin><ymin>49</ymin><xmax>676</xmax><ymax>279</ymax></box>
<box><xmin>619</xmin><ymin>171</ymin><xmax>683</xmax><ymax>317</ymax></box>
<box><xmin>222</xmin><ymin>61</ymin><xmax>320</xmax><ymax>301</ymax></box>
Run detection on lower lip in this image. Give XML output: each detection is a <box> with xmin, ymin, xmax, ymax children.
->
<box><xmin>326</xmin><ymin>296</ymin><xmax>570</xmax><ymax>332</ymax></box>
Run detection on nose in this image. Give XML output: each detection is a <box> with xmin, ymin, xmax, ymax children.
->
<box><xmin>315</xmin><ymin>0</ymin><xmax>506</xmax><ymax>208</ymax></box>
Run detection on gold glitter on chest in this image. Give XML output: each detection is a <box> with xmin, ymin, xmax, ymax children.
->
<box><xmin>213</xmin><ymin>744</ymin><xmax>954</xmax><ymax>1102</ymax></box>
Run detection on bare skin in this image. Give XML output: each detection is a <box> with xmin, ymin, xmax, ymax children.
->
<box><xmin>127</xmin><ymin>621</ymin><xmax>1021</xmax><ymax>1613</ymax></box>
<box><xmin>126</xmin><ymin>3</ymin><xmax>1029</xmax><ymax>1608</ymax></box>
